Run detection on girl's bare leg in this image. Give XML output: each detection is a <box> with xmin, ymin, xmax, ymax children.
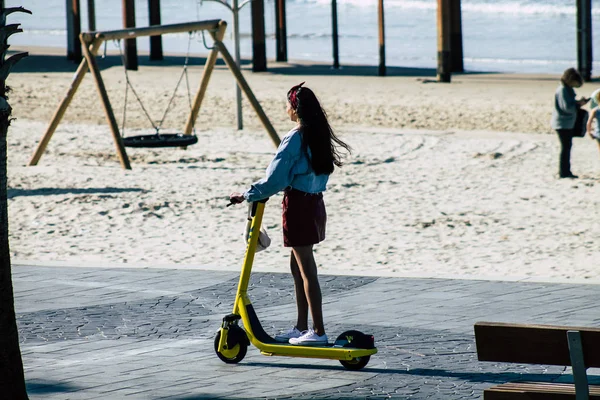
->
<box><xmin>292</xmin><ymin>245</ymin><xmax>325</xmax><ymax>335</ymax></box>
<box><xmin>290</xmin><ymin>251</ymin><xmax>308</xmax><ymax>331</ymax></box>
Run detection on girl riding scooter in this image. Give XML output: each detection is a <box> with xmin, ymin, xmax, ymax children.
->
<box><xmin>229</xmin><ymin>82</ymin><xmax>351</xmax><ymax>346</ymax></box>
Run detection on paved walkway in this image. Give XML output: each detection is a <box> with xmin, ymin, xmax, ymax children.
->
<box><xmin>12</xmin><ymin>264</ymin><xmax>600</xmax><ymax>399</ymax></box>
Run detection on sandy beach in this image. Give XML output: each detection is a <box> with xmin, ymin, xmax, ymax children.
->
<box><xmin>6</xmin><ymin>47</ymin><xmax>600</xmax><ymax>282</ymax></box>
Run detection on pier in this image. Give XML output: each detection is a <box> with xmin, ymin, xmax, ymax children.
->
<box><xmin>65</xmin><ymin>0</ymin><xmax>593</xmax><ymax>81</ymax></box>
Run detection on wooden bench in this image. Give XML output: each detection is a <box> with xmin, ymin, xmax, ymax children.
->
<box><xmin>474</xmin><ymin>322</ymin><xmax>600</xmax><ymax>399</ymax></box>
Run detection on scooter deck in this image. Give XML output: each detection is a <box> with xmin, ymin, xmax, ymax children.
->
<box><xmin>257</xmin><ymin>341</ymin><xmax>377</xmax><ymax>360</ymax></box>
<box><xmin>259</xmin><ymin>335</ymin><xmax>370</xmax><ymax>349</ymax></box>
<box><xmin>259</xmin><ymin>341</ymin><xmax>377</xmax><ymax>357</ymax></box>
<box><xmin>243</xmin><ymin>304</ymin><xmax>377</xmax><ymax>360</ymax></box>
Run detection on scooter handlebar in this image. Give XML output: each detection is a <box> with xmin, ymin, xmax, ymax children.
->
<box><xmin>226</xmin><ymin>198</ymin><xmax>269</xmax><ymax>207</ymax></box>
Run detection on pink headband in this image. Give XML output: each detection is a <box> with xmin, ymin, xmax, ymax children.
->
<box><xmin>288</xmin><ymin>82</ymin><xmax>305</xmax><ymax>110</ymax></box>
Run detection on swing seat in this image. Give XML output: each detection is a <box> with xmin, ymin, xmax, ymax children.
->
<box><xmin>122</xmin><ymin>133</ymin><xmax>198</xmax><ymax>148</ymax></box>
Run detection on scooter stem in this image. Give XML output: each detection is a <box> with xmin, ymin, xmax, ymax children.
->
<box><xmin>233</xmin><ymin>201</ymin><xmax>265</xmax><ymax>315</ymax></box>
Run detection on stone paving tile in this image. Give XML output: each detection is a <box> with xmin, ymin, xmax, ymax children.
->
<box><xmin>14</xmin><ymin>265</ymin><xmax>600</xmax><ymax>399</ymax></box>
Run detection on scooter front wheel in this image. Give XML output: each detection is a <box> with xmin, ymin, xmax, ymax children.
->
<box><xmin>214</xmin><ymin>330</ymin><xmax>248</xmax><ymax>364</ymax></box>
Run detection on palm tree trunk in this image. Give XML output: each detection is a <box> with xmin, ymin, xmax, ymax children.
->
<box><xmin>0</xmin><ymin>2</ymin><xmax>31</xmax><ymax>398</ymax></box>
<box><xmin>0</xmin><ymin>102</ymin><xmax>28</xmax><ymax>399</ymax></box>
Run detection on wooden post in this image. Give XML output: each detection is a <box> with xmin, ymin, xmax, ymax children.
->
<box><xmin>80</xmin><ymin>36</ymin><xmax>131</xmax><ymax>169</ymax></box>
<box><xmin>183</xmin><ymin>23</ymin><xmax>226</xmax><ymax>135</ymax></box>
<box><xmin>94</xmin><ymin>20</ymin><xmax>221</xmax><ymax>41</ymax></box>
<box><xmin>213</xmin><ymin>31</ymin><xmax>281</xmax><ymax>147</ymax></box>
<box><xmin>29</xmin><ymin>39</ymin><xmax>103</xmax><ymax>166</ymax></box>
<box><xmin>87</xmin><ymin>0</ymin><xmax>95</xmax><ymax>31</ymax></box>
<box><xmin>275</xmin><ymin>0</ymin><xmax>287</xmax><ymax>62</ymax></box>
<box><xmin>449</xmin><ymin>0</ymin><xmax>463</xmax><ymax>73</ymax></box>
<box><xmin>251</xmin><ymin>0</ymin><xmax>267</xmax><ymax>71</ymax></box>
<box><xmin>122</xmin><ymin>0</ymin><xmax>138</xmax><ymax>70</ymax></box>
<box><xmin>378</xmin><ymin>0</ymin><xmax>385</xmax><ymax>76</ymax></box>
<box><xmin>437</xmin><ymin>0</ymin><xmax>451</xmax><ymax>82</ymax></box>
<box><xmin>577</xmin><ymin>0</ymin><xmax>592</xmax><ymax>81</ymax></box>
<box><xmin>66</xmin><ymin>0</ymin><xmax>82</xmax><ymax>61</ymax></box>
<box><xmin>148</xmin><ymin>0</ymin><xmax>163</xmax><ymax>61</ymax></box>
<box><xmin>331</xmin><ymin>0</ymin><xmax>339</xmax><ymax>69</ymax></box>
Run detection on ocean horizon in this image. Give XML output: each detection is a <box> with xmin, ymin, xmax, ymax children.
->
<box><xmin>5</xmin><ymin>0</ymin><xmax>600</xmax><ymax>74</ymax></box>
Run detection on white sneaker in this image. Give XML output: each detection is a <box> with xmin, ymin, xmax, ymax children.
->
<box><xmin>274</xmin><ymin>327</ymin><xmax>304</xmax><ymax>343</ymax></box>
<box><xmin>288</xmin><ymin>329</ymin><xmax>328</xmax><ymax>346</ymax></box>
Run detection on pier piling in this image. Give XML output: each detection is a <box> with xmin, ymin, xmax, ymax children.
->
<box><xmin>122</xmin><ymin>0</ymin><xmax>138</xmax><ymax>70</ymax></box>
<box><xmin>437</xmin><ymin>0</ymin><xmax>451</xmax><ymax>82</ymax></box>
<box><xmin>251</xmin><ymin>0</ymin><xmax>267</xmax><ymax>71</ymax></box>
<box><xmin>275</xmin><ymin>0</ymin><xmax>287</xmax><ymax>62</ymax></box>
<box><xmin>378</xmin><ymin>0</ymin><xmax>386</xmax><ymax>76</ymax></box>
<box><xmin>577</xmin><ymin>0</ymin><xmax>593</xmax><ymax>81</ymax></box>
<box><xmin>148</xmin><ymin>0</ymin><xmax>163</xmax><ymax>61</ymax></box>
<box><xmin>66</xmin><ymin>0</ymin><xmax>82</xmax><ymax>61</ymax></box>
<box><xmin>449</xmin><ymin>0</ymin><xmax>463</xmax><ymax>73</ymax></box>
<box><xmin>87</xmin><ymin>0</ymin><xmax>95</xmax><ymax>31</ymax></box>
<box><xmin>332</xmin><ymin>0</ymin><xmax>339</xmax><ymax>69</ymax></box>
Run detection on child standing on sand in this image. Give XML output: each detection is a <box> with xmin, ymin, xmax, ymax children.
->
<box><xmin>229</xmin><ymin>83</ymin><xmax>351</xmax><ymax>346</ymax></box>
<box><xmin>586</xmin><ymin>89</ymin><xmax>600</xmax><ymax>154</ymax></box>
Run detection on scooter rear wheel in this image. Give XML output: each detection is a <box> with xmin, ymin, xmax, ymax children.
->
<box><xmin>214</xmin><ymin>330</ymin><xmax>248</xmax><ymax>364</ymax></box>
<box><xmin>336</xmin><ymin>330</ymin><xmax>373</xmax><ymax>371</ymax></box>
<box><xmin>340</xmin><ymin>355</ymin><xmax>371</xmax><ymax>371</ymax></box>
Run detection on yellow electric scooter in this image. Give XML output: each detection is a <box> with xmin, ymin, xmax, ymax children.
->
<box><xmin>214</xmin><ymin>200</ymin><xmax>377</xmax><ymax>370</ymax></box>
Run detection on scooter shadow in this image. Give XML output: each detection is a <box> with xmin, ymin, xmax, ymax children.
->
<box><xmin>241</xmin><ymin>362</ymin><xmax>573</xmax><ymax>385</ymax></box>
<box><xmin>242</xmin><ymin>360</ymin><xmax>399</xmax><ymax>373</ymax></box>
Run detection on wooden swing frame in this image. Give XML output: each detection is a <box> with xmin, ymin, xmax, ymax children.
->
<box><xmin>28</xmin><ymin>19</ymin><xmax>281</xmax><ymax>170</ymax></box>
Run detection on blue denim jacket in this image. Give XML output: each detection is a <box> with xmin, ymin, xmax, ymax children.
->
<box><xmin>243</xmin><ymin>128</ymin><xmax>329</xmax><ymax>202</ymax></box>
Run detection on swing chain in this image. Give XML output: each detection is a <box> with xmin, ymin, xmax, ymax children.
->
<box><xmin>201</xmin><ymin>30</ymin><xmax>215</xmax><ymax>51</ymax></box>
<box><xmin>120</xmin><ymin>42</ymin><xmax>129</xmax><ymax>137</ymax></box>
<box><xmin>116</xmin><ymin>39</ymin><xmax>160</xmax><ymax>135</ymax></box>
<box><xmin>157</xmin><ymin>32</ymin><xmax>195</xmax><ymax>134</ymax></box>
<box><xmin>116</xmin><ymin>32</ymin><xmax>197</xmax><ymax>137</ymax></box>
<box><xmin>184</xmin><ymin>37</ymin><xmax>196</xmax><ymax>134</ymax></box>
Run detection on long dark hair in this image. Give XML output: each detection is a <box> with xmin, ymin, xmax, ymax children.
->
<box><xmin>287</xmin><ymin>85</ymin><xmax>351</xmax><ymax>175</ymax></box>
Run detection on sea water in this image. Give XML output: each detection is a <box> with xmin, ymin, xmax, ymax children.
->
<box><xmin>5</xmin><ymin>0</ymin><xmax>600</xmax><ymax>74</ymax></box>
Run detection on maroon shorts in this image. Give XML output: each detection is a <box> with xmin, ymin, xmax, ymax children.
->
<box><xmin>282</xmin><ymin>188</ymin><xmax>326</xmax><ymax>247</ymax></box>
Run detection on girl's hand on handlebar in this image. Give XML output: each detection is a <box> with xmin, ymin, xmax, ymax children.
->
<box><xmin>228</xmin><ymin>192</ymin><xmax>245</xmax><ymax>206</ymax></box>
